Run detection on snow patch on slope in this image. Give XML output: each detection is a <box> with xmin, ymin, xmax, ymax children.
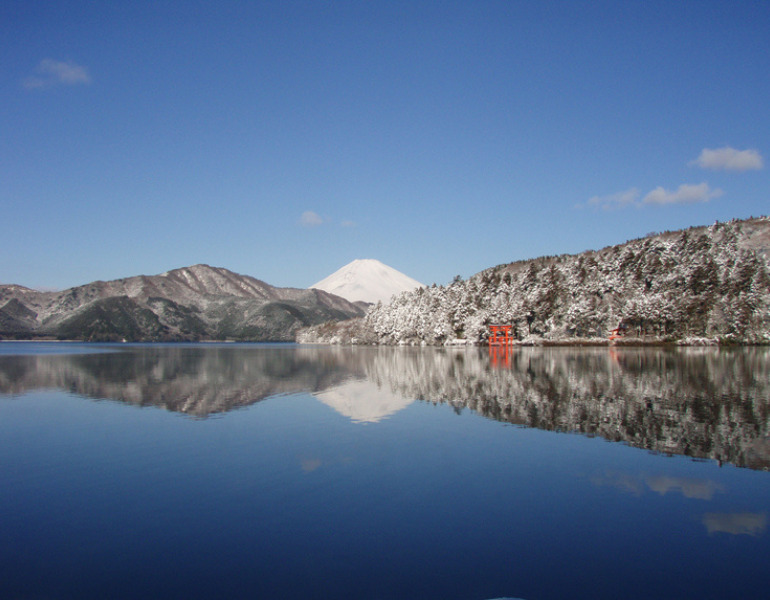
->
<box><xmin>310</xmin><ymin>259</ymin><xmax>424</xmax><ymax>305</ymax></box>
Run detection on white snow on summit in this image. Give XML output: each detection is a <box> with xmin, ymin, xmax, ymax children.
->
<box><xmin>310</xmin><ymin>259</ymin><xmax>424</xmax><ymax>305</ymax></box>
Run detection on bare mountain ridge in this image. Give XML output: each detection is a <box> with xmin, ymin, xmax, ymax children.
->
<box><xmin>0</xmin><ymin>264</ymin><xmax>364</xmax><ymax>342</ymax></box>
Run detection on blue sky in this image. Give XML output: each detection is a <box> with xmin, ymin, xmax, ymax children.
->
<box><xmin>2</xmin><ymin>1</ymin><xmax>768</xmax><ymax>290</ymax></box>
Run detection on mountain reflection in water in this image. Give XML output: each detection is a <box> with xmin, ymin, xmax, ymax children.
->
<box><xmin>0</xmin><ymin>344</ymin><xmax>768</xmax><ymax>470</ymax></box>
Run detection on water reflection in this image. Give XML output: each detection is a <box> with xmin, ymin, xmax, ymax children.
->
<box><xmin>0</xmin><ymin>344</ymin><xmax>768</xmax><ymax>470</ymax></box>
<box><xmin>703</xmin><ymin>512</ymin><xmax>768</xmax><ymax>537</ymax></box>
<box><xmin>644</xmin><ymin>474</ymin><xmax>724</xmax><ymax>499</ymax></box>
<box><xmin>0</xmin><ymin>345</ymin><xmax>359</xmax><ymax>416</ymax></box>
<box><xmin>315</xmin><ymin>379</ymin><xmax>414</xmax><ymax>423</ymax></box>
<box><xmin>592</xmin><ymin>470</ymin><xmax>724</xmax><ymax>499</ymax></box>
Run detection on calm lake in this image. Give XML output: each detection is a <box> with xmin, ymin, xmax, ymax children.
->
<box><xmin>1</xmin><ymin>343</ymin><xmax>768</xmax><ymax>599</ymax></box>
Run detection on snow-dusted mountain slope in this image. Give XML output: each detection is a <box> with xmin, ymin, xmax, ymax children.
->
<box><xmin>0</xmin><ymin>264</ymin><xmax>364</xmax><ymax>342</ymax></box>
<box><xmin>310</xmin><ymin>259</ymin><xmax>424</xmax><ymax>305</ymax></box>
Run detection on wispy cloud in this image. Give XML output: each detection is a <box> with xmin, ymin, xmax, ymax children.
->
<box><xmin>642</xmin><ymin>182</ymin><xmax>723</xmax><ymax>205</ymax></box>
<box><xmin>24</xmin><ymin>59</ymin><xmax>91</xmax><ymax>89</ymax></box>
<box><xmin>584</xmin><ymin>183</ymin><xmax>721</xmax><ymax>210</ymax></box>
<box><xmin>690</xmin><ymin>146</ymin><xmax>763</xmax><ymax>171</ymax></box>
<box><xmin>586</xmin><ymin>188</ymin><xmax>640</xmax><ymax>210</ymax></box>
<box><xmin>299</xmin><ymin>211</ymin><xmax>356</xmax><ymax>228</ymax></box>
<box><xmin>299</xmin><ymin>210</ymin><xmax>324</xmax><ymax>227</ymax></box>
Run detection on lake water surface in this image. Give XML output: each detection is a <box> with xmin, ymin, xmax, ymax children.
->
<box><xmin>1</xmin><ymin>343</ymin><xmax>768</xmax><ymax>599</ymax></box>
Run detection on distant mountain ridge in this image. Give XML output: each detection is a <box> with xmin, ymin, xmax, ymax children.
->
<box><xmin>0</xmin><ymin>264</ymin><xmax>364</xmax><ymax>342</ymax></box>
<box><xmin>310</xmin><ymin>259</ymin><xmax>424</xmax><ymax>305</ymax></box>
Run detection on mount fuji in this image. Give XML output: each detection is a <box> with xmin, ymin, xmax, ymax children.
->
<box><xmin>310</xmin><ymin>259</ymin><xmax>424</xmax><ymax>305</ymax></box>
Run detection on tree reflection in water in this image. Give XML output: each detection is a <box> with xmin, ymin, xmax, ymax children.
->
<box><xmin>0</xmin><ymin>344</ymin><xmax>768</xmax><ymax>470</ymax></box>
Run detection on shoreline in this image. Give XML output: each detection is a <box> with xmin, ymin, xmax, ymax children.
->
<box><xmin>2</xmin><ymin>336</ymin><xmax>768</xmax><ymax>347</ymax></box>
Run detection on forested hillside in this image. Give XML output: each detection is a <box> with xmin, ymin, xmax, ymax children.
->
<box><xmin>299</xmin><ymin>217</ymin><xmax>770</xmax><ymax>345</ymax></box>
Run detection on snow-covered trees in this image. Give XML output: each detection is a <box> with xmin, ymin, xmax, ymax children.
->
<box><xmin>364</xmin><ymin>218</ymin><xmax>770</xmax><ymax>345</ymax></box>
<box><xmin>302</xmin><ymin>217</ymin><xmax>770</xmax><ymax>345</ymax></box>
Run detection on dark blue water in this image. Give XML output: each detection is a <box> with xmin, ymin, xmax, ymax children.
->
<box><xmin>0</xmin><ymin>343</ymin><xmax>768</xmax><ymax>599</ymax></box>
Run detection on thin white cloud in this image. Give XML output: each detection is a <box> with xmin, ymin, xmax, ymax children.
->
<box><xmin>299</xmin><ymin>211</ymin><xmax>324</xmax><ymax>227</ymax></box>
<box><xmin>584</xmin><ymin>182</ymin><xmax>722</xmax><ymax>210</ymax></box>
<box><xmin>642</xmin><ymin>182</ymin><xmax>722</xmax><ymax>205</ymax></box>
<box><xmin>299</xmin><ymin>211</ymin><xmax>355</xmax><ymax>228</ymax></box>
<box><xmin>586</xmin><ymin>188</ymin><xmax>641</xmax><ymax>210</ymax></box>
<box><xmin>24</xmin><ymin>59</ymin><xmax>91</xmax><ymax>89</ymax></box>
<box><xmin>691</xmin><ymin>146</ymin><xmax>763</xmax><ymax>171</ymax></box>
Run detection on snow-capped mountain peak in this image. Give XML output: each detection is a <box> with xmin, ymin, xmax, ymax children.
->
<box><xmin>310</xmin><ymin>259</ymin><xmax>424</xmax><ymax>305</ymax></box>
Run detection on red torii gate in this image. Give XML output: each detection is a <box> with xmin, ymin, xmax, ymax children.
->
<box><xmin>488</xmin><ymin>324</ymin><xmax>513</xmax><ymax>346</ymax></box>
<box><xmin>488</xmin><ymin>324</ymin><xmax>513</xmax><ymax>367</ymax></box>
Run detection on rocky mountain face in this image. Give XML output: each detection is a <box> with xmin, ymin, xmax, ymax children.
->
<box><xmin>299</xmin><ymin>217</ymin><xmax>770</xmax><ymax>345</ymax></box>
<box><xmin>0</xmin><ymin>264</ymin><xmax>364</xmax><ymax>342</ymax></box>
